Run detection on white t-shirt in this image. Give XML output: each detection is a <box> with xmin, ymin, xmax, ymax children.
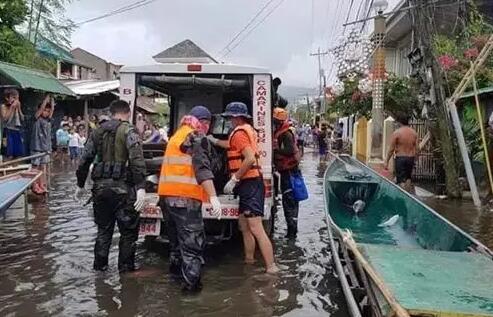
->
<box><xmin>78</xmin><ymin>136</ymin><xmax>86</xmax><ymax>148</ymax></box>
<box><xmin>68</xmin><ymin>132</ymin><xmax>80</xmax><ymax>147</ymax></box>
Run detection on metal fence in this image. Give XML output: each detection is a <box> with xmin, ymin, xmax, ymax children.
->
<box><xmin>410</xmin><ymin>120</ymin><xmax>441</xmax><ymax>183</ymax></box>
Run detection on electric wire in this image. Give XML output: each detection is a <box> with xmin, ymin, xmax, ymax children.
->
<box><xmin>220</xmin><ymin>0</ymin><xmax>286</xmax><ymax>59</ymax></box>
<box><xmin>75</xmin><ymin>0</ymin><xmax>158</xmax><ymax>26</ymax></box>
<box><xmin>217</xmin><ymin>0</ymin><xmax>278</xmax><ymax>57</ymax></box>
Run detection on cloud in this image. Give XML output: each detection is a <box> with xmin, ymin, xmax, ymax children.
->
<box><xmin>66</xmin><ymin>0</ymin><xmax>403</xmax><ymax>89</ymax></box>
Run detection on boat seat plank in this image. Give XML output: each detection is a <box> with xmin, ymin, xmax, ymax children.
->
<box><xmin>359</xmin><ymin>244</ymin><xmax>493</xmax><ymax>317</ymax></box>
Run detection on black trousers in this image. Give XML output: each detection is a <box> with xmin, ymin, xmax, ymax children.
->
<box><xmin>160</xmin><ymin>199</ymin><xmax>205</xmax><ymax>288</ymax></box>
<box><xmin>280</xmin><ymin>169</ymin><xmax>300</xmax><ymax>235</ymax></box>
<box><xmin>92</xmin><ymin>187</ymin><xmax>140</xmax><ymax>272</ymax></box>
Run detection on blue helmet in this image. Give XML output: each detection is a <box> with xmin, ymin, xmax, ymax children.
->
<box><xmin>189</xmin><ymin>105</ymin><xmax>212</xmax><ymax>121</ymax></box>
<box><xmin>221</xmin><ymin>102</ymin><xmax>251</xmax><ymax>118</ymax></box>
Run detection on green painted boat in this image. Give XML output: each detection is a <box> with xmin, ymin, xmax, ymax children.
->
<box><xmin>324</xmin><ymin>154</ymin><xmax>493</xmax><ymax>317</ymax></box>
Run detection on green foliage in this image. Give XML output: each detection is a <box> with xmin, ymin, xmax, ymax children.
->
<box><xmin>0</xmin><ymin>0</ymin><xmax>28</xmax><ymax>27</ymax></box>
<box><xmin>433</xmin><ymin>35</ymin><xmax>459</xmax><ymax>57</ymax></box>
<box><xmin>0</xmin><ymin>0</ymin><xmax>56</xmax><ymax>72</ymax></box>
<box><xmin>461</xmin><ymin>102</ymin><xmax>484</xmax><ymax>162</ymax></box>
<box><xmin>329</xmin><ymin>80</ymin><xmax>372</xmax><ymax>118</ymax></box>
<box><xmin>327</xmin><ymin>75</ymin><xmax>420</xmax><ymax>120</ymax></box>
<box><xmin>433</xmin><ymin>6</ymin><xmax>493</xmax><ymax>93</ymax></box>
<box><xmin>384</xmin><ymin>75</ymin><xmax>421</xmax><ymax>120</ymax></box>
<box><xmin>26</xmin><ymin>0</ymin><xmax>75</xmax><ymax>49</ymax></box>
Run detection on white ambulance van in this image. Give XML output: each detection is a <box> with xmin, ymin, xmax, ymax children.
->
<box><xmin>119</xmin><ymin>63</ymin><xmax>279</xmax><ymax>242</ymax></box>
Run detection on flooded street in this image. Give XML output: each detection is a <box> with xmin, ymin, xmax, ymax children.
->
<box><xmin>2</xmin><ymin>151</ymin><xmax>493</xmax><ymax>316</ymax></box>
<box><xmin>0</xmin><ymin>152</ymin><xmax>348</xmax><ymax>317</ymax></box>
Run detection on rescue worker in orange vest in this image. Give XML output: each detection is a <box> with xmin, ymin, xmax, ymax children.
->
<box><xmin>158</xmin><ymin>105</ymin><xmax>221</xmax><ymax>292</ymax></box>
<box><xmin>209</xmin><ymin>102</ymin><xmax>279</xmax><ymax>273</ymax></box>
<box><xmin>273</xmin><ymin>107</ymin><xmax>301</xmax><ymax>239</ymax></box>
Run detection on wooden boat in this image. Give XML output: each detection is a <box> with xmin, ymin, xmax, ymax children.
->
<box><xmin>324</xmin><ymin>154</ymin><xmax>493</xmax><ymax>317</ymax></box>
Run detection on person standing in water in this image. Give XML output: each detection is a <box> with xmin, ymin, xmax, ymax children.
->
<box><xmin>384</xmin><ymin>116</ymin><xmax>418</xmax><ymax>193</ymax></box>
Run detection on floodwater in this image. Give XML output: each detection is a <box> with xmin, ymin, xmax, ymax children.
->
<box><xmin>0</xmin><ymin>152</ymin><xmax>349</xmax><ymax>317</ymax></box>
<box><xmin>424</xmin><ymin>198</ymin><xmax>493</xmax><ymax>250</ymax></box>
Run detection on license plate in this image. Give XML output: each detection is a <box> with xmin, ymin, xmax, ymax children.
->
<box><xmin>140</xmin><ymin>204</ymin><xmax>163</xmax><ymax>219</ymax></box>
<box><xmin>202</xmin><ymin>206</ymin><xmax>241</xmax><ymax>219</ymax></box>
<box><xmin>139</xmin><ymin>218</ymin><xmax>161</xmax><ymax>236</ymax></box>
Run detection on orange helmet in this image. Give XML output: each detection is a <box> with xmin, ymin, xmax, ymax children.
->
<box><xmin>273</xmin><ymin>107</ymin><xmax>288</xmax><ymax>121</ymax></box>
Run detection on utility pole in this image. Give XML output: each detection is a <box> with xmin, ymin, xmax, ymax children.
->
<box><xmin>369</xmin><ymin>2</ymin><xmax>388</xmax><ymax>163</ymax></box>
<box><xmin>410</xmin><ymin>0</ymin><xmax>462</xmax><ymax>198</ymax></box>
<box><xmin>310</xmin><ymin>48</ymin><xmax>329</xmax><ymax>121</ymax></box>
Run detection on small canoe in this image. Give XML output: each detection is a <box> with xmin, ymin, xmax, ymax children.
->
<box><xmin>0</xmin><ymin>171</ymin><xmax>42</xmax><ymax>215</ymax></box>
<box><xmin>324</xmin><ymin>154</ymin><xmax>493</xmax><ymax>317</ymax></box>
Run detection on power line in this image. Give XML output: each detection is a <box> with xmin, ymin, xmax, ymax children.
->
<box><xmin>75</xmin><ymin>0</ymin><xmax>158</xmax><ymax>26</ymax></box>
<box><xmin>221</xmin><ymin>0</ymin><xmax>286</xmax><ymax>59</ymax></box>
<box><xmin>343</xmin><ymin>0</ymin><xmax>356</xmax><ymax>34</ymax></box>
<box><xmin>217</xmin><ymin>0</ymin><xmax>278</xmax><ymax>57</ymax></box>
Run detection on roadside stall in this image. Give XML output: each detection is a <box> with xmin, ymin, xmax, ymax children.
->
<box><xmin>0</xmin><ymin>61</ymin><xmax>74</xmax><ymax>216</ymax></box>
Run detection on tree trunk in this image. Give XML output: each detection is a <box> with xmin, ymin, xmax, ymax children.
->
<box><xmin>27</xmin><ymin>0</ymin><xmax>35</xmax><ymax>41</ymax></box>
<box><xmin>33</xmin><ymin>0</ymin><xmax>44</xmax><ymax>46</ymax></box>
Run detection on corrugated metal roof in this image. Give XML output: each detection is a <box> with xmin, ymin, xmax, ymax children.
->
<box><xmin>35</xmin><ymin>36</ymin><xmax>91</xmax><ymax>68</ymax></box>
<box><xmin>63</xmin><ymin>80</ymin><xmax>119</xmax><ymax>96</ymax></box>
<box><xmin>0</xmin><ymin>61</ymin><xmax>75</xmax><ymax>96</ymax></box>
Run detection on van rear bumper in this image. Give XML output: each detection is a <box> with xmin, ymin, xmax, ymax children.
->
<box><xmin>201</xmin><ymin>195</ymin><xmax>272</xmax><ymax>220</ymax></box>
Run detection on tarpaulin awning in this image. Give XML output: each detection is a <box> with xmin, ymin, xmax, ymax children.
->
<box><xmin>63</xmin><ymin>80</ymin><xmax>120</xmax><ymax>96</ymax></box>
<box><xmin>0</xmin><ymin>61</ymin><xmax>75</xmax><ymax>96</ymax></box>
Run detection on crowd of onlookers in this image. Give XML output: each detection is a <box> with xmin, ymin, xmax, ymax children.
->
<box><xmin>294</xmin><ymin>122</ymin><xmax>344</xmax><ymax>161</ymax></box>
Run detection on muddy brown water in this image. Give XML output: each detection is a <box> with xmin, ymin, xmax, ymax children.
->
<box><xmin>2</xmin><ymin>152</ymin><xmax>492</xmax><ymax>316</ymax></box>
<box><xmin>0</xmin><ymin>153</ymin><xmax>348</xmax><ymax>317</ymax></box>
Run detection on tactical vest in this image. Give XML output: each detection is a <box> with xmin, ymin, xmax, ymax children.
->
<box><xmin>91</xmin><ymin>121</ymin><xmax>130</xmax><ymax>181</ymax></box>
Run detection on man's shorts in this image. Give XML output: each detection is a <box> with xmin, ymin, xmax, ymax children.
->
<box><xmin>394</xmin><ymin>156</ymin><xmax>415</xmax><ymax>184</ymax></box>
<box><xmin>31</xmin><ymin>151</ymin><xmax>50</xmax><ymax>166</ymax></box>
<box><xmin>235</xmin><ymin>177</ymin><xmax>265</xmax><ymax>218</ymax></box>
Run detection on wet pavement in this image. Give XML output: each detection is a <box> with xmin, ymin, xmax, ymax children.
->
<box><xmin>0</xmin><ymin>153</ymin><xmax>348</xmax><ymax>317</ymax></box>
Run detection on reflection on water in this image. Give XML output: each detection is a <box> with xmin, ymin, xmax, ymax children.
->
<box><xmin>0</xmin><ymin>152</ymin><xmax>347</xmax><ymax>316</ymax></box>
<box><xmin>424</xmin><ymin>198</ymin><xmax>493</xmax><ymax>250</ymax></box>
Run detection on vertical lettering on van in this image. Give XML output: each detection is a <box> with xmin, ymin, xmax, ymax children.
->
<box><xmin>253</xmin><ymin>75</ymin><xmax>272</xmax><ymax>176</ymax></box>
<box><xmin>119</xmin><ymin>73</ymin><xmax>137</xmax><ymax>120</ymax></box>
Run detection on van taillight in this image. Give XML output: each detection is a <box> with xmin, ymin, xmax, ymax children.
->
<box><xmin>264</xmin><ymin>179</ymin><xmax>272</xmax><ymax>198</ymax></box>
<box><xmin>187</xmin><ymin>64</ymin><xmax>202</xmax><ymax>72</ymax></box>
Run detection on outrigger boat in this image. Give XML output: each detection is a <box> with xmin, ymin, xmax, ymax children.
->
<box><xmin>324</xmin><ymin>154</ymin><xmax>493</xmax><ymax>317</ymax></box>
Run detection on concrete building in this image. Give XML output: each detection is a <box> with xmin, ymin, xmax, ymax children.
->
<box><xmin>71</xmin><ymin>48</ymin><xmax>122</xmax><ymax>81</ymax></box>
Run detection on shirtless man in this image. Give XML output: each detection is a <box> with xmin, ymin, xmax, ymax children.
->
<box><xmin>384</xmin><ymin>116</ymin><xmax>418</xmax><ymax>193</ymax></box>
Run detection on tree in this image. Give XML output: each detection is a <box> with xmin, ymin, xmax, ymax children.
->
<box><xmin>26</xmin><ymin>0</ymin><xmax>75</xmax><ymax>49</ymax></box>
<box><xmin>0</xmin><ymin>0</ymin><xmax>55</xmax><ymax>72</ymax></box>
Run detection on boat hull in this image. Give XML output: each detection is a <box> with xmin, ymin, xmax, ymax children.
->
<box><xmin>323</xmin><ymin>154</ymin><xmax>493</xmax><ymax>317</ymax></box>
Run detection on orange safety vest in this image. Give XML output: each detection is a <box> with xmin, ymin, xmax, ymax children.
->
<box><xmin>273</xmin><ymin>122</ymin><xmax>300</xmax><ymax>171</ymax></box>
<box><xmin>158</xmin><ymin>125</ymin><xmax>208</xmax><ymax>202</ymax></box>
<box><xmin>227</xmin><ymin>124</ymin><xmax>261</xmax><ymax>179</ymax></box>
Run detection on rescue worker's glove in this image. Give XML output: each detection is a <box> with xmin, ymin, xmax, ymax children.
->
<box><xmin>223</xmin><ymin>174</ymin><xmax>239</xmax><ymax>194</ymax></box>
<box><xmin>210</xmin><ymin>196</ymin><xmax>222</xmax><ymax>220</ymax></box>
<box><xmin>134</xmin><ymin>188</ymin><xmax>146</xmax><ymax>212</ymax></box>
<box><xmin>74</xmin><ymin>186</ymin><xmax>87</xmax><ymax>202</ymax></box>
<box><xmin>207</xmin><ymin>135</ymin><xmax>219</xmax><ymax>145</ymax></box>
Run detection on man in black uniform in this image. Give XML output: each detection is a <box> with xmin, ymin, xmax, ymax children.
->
<box><xmin>75</xmin><ymin>100</ymin><xmax>146</xmax><ymax>273</ymax></box>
